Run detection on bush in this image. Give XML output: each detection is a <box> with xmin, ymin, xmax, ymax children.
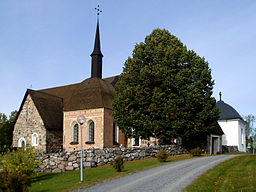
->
<box><xmin>0</xmin><ymin>171</ymin><xmax>31</xmax><ymax>192</ymax></box>
<box><xmin>190</xmin><ymin>147</ymin><xmax>202</xmax><ymax>156</ymax></box>
<box><xmin>113</xmin><ymin>156</ymin><xmax>124</xmax><ymax>172</ymax></box>
<box><xmin>157</xmin><ymin>150</ymin><xmax>168</xmax><ymax>162</ymax></box>
<box><xmin>0</xmin><ymin>147</ymin><xmax>41</xmax><ymax>175</ymax></box>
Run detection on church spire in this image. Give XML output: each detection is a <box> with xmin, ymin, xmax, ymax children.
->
<box><xmin>219</xmin><ymin>92</ymin><xmax>222</xmax><ymax>101</ymax></box>
<box><xmin>91</xmin><ymin>5</ymin><xmax>103</xmax><ymax>79</ymax></box>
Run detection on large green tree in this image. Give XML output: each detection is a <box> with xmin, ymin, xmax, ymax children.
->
<box><xmin>113</xmin><ymin>29</ymin><xmax>219</xmax><ymax>143</ymax></box>
<box><xmin>0</xmin><ymin>111</ymin><xmax>17</xmax><ymax>153</ymax></box>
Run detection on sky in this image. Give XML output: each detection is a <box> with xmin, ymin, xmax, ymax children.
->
<box><xmin>1</xmin><ymin>0</ymin><xmax>256</xmax><ymax>119</ymax></box>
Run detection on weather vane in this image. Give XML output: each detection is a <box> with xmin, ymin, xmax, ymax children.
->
<box><xmin>95</xmin><ymin>5</ymin><xmax>102</xmax><ymax>16</ymax></box>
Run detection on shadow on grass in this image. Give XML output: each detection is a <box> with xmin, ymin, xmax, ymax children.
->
<box><xmin>30</xmin><ymin>173</ymin><xmax>58</xmax><ymax>183</ymax></box>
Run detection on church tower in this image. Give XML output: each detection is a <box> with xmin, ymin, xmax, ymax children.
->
<box><xmin>91</xmin><ymin>17</ymin><xmax>103</xmax><ymax>79</ymax></box>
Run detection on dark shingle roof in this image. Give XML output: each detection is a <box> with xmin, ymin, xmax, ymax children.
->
<box><xmin>65</xmin><ymin>77</ymin><xmax>115</xmax><ymax>111</ymax></box>
<box><xmin>15</xmin><ymin>89</ymin><xmax>63</xmax><ymax>130</ymax></box>
<box><xmin>39</xmin><ymin>83</ymin><xmax>79</xmax><ymax>110</ymax></box>
<box><xmin>216</xmin><ymin>100</ymin><xmax>243</xmax><ymax>121</ymax></box>
<box><xmin>212</xmin><ymin>122</ymin><xmax>224</xmax><ymax>135</ymax></box>
<box><xmin>29</xmin><ymin>90</ymin><xmax>63</xmax><ymax>130</ymax></box>
<box><xmin>15</xmin><ymin>76</ymin><xmax>117</xmax><ymax>130</ymax></box>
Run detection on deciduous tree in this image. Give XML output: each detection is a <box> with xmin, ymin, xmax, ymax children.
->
<box><xmin>113</xmin><ymin>29</ymin><xmax>219</xmax><ymax>143</ymax></box>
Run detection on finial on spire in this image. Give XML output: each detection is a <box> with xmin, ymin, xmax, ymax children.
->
<box><xmin>95</xmin><ymin>5</ymin><xmax>102</xmax><ymax>16</ymax></box>
<box><xmin>219</xmin><ymin>92</ymin><xmax>222</xmax><ymax>101</ymax></box>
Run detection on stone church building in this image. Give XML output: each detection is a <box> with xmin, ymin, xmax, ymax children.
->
<box><xmin>13</xmin><ymin>19</ymin><xmax>127</xmax><ymax>152</ymax></box>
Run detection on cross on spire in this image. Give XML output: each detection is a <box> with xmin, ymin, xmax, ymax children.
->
<box><xmin>219</xmin><ymin>92</ymin><xmax>222</xmax><ymax>101</ymax></box>
<box><xmin>95</xmin><ymin>5</ymin><xmax>102</xmax><ymax>16</ymax></box>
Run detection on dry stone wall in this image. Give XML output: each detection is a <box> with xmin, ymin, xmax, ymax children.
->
<box><xmin>37</xmin><ymin>145</ymin><xmax>188</xmax><ymax>173</ymax></box>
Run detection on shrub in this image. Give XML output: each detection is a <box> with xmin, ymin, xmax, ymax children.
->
<box><xmin>157</xmin><ymin>150</ymin><xmax>168</xmax><ymax>162</ymax></box>
<box><xmin>0</xmin><ymin>147</ymin><xmax>41</xmax><ymax>175</ymax></box>
<box><xmin>190</xmin><ymin>147</ymin><xmax>202</xmax><ymax>156</ymax></box>
<box><xmin>113</xmin><ymin>156</ymin><xmax>124</xmax><ymax>172</ymax></box>
<box><xmin>0</xmin><ymin>171</ymin><xmax>31</xmax><ymax>192</ymax></box>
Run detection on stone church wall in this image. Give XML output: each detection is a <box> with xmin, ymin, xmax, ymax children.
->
<box><xmin>36</xmin><ymin>145</ymin><xmax>188</xmax><ymax>173</ymax></box>
<box><xmin>46</xmin><ymin>130</ymin><xmax>63</xmax><ymax>152</ymax></box>
<box><xmin>13</xmin><ymin>94</ymin><xmax>47</xmax><ymax>151</ymax></box>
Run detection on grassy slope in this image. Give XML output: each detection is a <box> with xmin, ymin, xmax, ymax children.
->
<box><xmin>29</xmin><ymin>154</ymin><xmax>192</xmax><ymax>192</ymax></box>
<box><xmin>184</xmin><ymin>155</ymin><xmax>256</xmax><ymax>192</ymax></box>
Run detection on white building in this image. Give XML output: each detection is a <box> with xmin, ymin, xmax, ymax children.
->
<box><xmin>216</xmin><ymin>95</ymin><xmax>246</xmax><ymax>152</ymax></box>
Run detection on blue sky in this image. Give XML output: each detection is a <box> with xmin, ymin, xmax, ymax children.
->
<box><xmin>1</xmin><ymin>0</ymin><xmax>256</xmax><ymax>118</ymax></box>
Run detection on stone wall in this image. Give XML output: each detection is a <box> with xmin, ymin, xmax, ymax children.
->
<box><xmin>222</xmin><ymin>145</ymin><xmax>239</xmax><ymax>153</ymax></box>
<box><xmin>37</xmin><ymin>145</ymin><xmax>188</xmax><ymax>173</ymax></box>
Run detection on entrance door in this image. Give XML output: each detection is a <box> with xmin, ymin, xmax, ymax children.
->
<box><xmin>212</xmin><ymin>137</ymin><xmax>219</xmax><ymax>154</ymax></box>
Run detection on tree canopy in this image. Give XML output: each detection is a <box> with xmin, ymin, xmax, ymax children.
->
<box><xmin>0</xmin><ymin>111</ymin><xmax>17</xmax><ymax>153</ymax></box>
<box><xmin>113</xmin><ymin>29</ymin><xmax>219</xmax><ymax>143</ymax></box>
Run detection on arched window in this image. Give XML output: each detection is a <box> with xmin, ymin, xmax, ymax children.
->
<box><xmin>89</xmin><ymin>121</ymin><xmax>94</xmax><ymax>142</ymax></box>
<box><xmin>18</xmin><ymin>138</ymin><xmax>26</xmax><ymax>149</ymax></box>
<box><xmin>73</xmin><ymin>123</ymin><xmax>79</xmax><ymax>143</ymax></box>
<box><xmin>113</xmin><ymin>123</ymin><xmax>119</xmax><ymax>144</ymax></box>
<box><xmin>31</xmin><ymin>133</ymin><xmax>39</xmax><ymax>146</ymax></box>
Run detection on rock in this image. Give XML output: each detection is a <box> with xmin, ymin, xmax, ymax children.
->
<box><xmin>50</xmin><ymin>161</ymin><xmax>56</xmax><ymax>166</ymax></box>
<box><xmin>52</xmin><ymin>168</ymin><xmax>62</xmax><ymax>173</ymax></box>
<box><xmin>68</xmin><ymin>162</ymin><xmax>72</xmax><ymax>166</ymax></box>
<box><xmin>73</xmin><ymin>163</ymin><xmax>79</xmax><ymax>168</ymax></box>
<box><xmin>65</xmin><ymin>166</ymin><xmax>74</xmax><ymax>171</ymax></box>
<box><xmin>58</xmin><ymin>164</ymin><xmax>64</xmax><ymax>170</ymax></box>
<box><xmin>68</xmin><ymin>156</ymin><xmax>77</xmax><ymax>162</ymax></box>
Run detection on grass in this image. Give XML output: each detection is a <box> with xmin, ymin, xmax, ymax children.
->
<box><xmin>184</xmin><ymin>155</ymin><xmax>256</xmax><ymax>192</ymax></box>
<box><xmin>29</xmin><ymin>154</ymin><xmax>192</xmax><ymax>192</ymax></box>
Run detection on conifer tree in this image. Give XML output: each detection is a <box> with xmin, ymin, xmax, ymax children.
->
<box><xmin>113</xmin><ymin>29</ymin><xmax>219</xmax><ymax>143</ymax></box>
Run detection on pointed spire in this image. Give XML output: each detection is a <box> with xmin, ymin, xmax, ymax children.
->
<box><xmin>91</xmin><ymin>6</ymin><xmax>103</xmax><ymax>79</ymax></box>
<box><xmin>219</xmin><ymin>92</ymin><xmax>222</xmax><ymax>101</ymax></box>
<box><xmin>91</xmin><ymin>19</ymin><xmax>103</xmax><ymax>56</ymax></box>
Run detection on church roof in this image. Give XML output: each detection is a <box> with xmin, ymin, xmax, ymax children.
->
<box><xmin>15</xmin><ymin>89</ymin><xmax>63</xmax><ymax>130</ymax></box>
<box><xmin>29</xmin><ymin>90</ymin><xmax>63</xmax><ymax>130</ymax></box>
<box><xmin>211</xmin><ymin>122</ymin><xmax>224</xmax><ymax>135</ymax></box>
<box><xmin>14</xmin><ymin>76</ymin><xmax>118</xmax><ymax>130</ymax></box>
<box><xmin>216</xmin><ymin>100</ymin><xmax>243</xmax><ymax>121</ymax></box>
<box><xmin>65</xmin><ymin>77</ymin><xmax>115</xmax><ymax>111</ymax></box>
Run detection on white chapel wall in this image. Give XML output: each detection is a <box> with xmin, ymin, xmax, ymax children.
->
<box><xmin>218</xmin><ymin>119</ymin><xmax>239</xmax><ymax>146</ymax></box>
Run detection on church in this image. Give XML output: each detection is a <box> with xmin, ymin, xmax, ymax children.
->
<box><xmin>13</xmin><ymin>15</ymin><xmax>226</xmax><ymax>154</ymax></box>
<box><xmin>12</xmin><ymin>18</ymin><xmax>128</xmax><ymax>152</ymax></box>
<box><xmin>216</xmin><ymin>93</ymin><xmax>246</xmax><ymax>152</ymax></box>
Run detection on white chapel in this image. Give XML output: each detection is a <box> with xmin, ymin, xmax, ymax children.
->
<box><xmin>216</xmin><ymin>93</ymin><xmax>246</xmax><ymax>152</ymax></box>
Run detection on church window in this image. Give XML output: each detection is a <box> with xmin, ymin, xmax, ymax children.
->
<box><xmin>88</xmin><ymin>121</ymin><xmax>94</xmax><ymax>142</ymax></box>
<box><xmin>73</xmin><ymin>123</ymin><xmax>79</xmax><ymax>143</ymax></box>
<box><xmin>133</xmin><ymin>136</ymin><xmax>140</xmax><ymax>147</ymax></box>
<box><xmin>31</xmin><ymin>133</ymin><xmax>39</xmax><ymax>146</ymax></box>
<box><xmin>18</xmin><ymin>138</ymin><xmax>26</xmax><ymax>149</ymax></box>
<box><xmin>113</xmin><ymin>123</ymin><xmax>119</xmax><ymax>144</ymax></box>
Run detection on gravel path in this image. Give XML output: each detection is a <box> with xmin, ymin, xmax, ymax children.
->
<box><xmin>74</xmin><ymin>155</ymin><xmax>239</xmax><ymax>192</ymax></box>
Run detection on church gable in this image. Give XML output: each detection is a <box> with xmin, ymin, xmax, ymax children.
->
<box><xmin>13</xmin><ymin>93</ymin><xmax>47</xmax><ymax>151</ymax></box>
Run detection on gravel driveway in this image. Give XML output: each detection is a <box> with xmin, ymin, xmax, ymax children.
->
<box><xmin>75</xmin><ymin>155</ymin><xmax>239</xmax><ymax>192</ymax></box>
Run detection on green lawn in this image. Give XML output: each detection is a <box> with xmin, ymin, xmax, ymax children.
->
<box><xmin>29</xmin><ymin>154</ymin><xmax>192</xmax><ymax>192</ymax></box>
<box><xmin>184</xmin><ymin>155</ymin><xmax>256</xmax><ymax>192</ymax></box>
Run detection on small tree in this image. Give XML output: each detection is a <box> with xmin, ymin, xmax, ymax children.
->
<box><xmin>0</xmin><ymin>147</ymin><xmax>40</xmax><ymax>191</ymax></box>
<box><xmin>157</xmin><ymin>150</ymin><xmax>168</xmax><ymax>162</ymax></box>
<box><xmin>0</xmin><ymin>147</ymin><xmax>41</xmax><ymax>175</ymax></box>
<box><xmin>190</xmin><ymin>147</ymin><xmax>202</xmax><ymax>156</ymax></box>
<box><xmin>113</xmin><ymin>156</ymin><xmax>124</xmax><ymax>172</ymax></box>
